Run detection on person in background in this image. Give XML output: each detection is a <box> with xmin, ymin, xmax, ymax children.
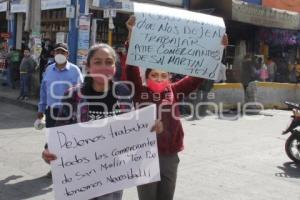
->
<box><xmin>170</xmin><ymin>73</ymin><xmax>188</xmax><ymax>116</ymax></box>
<box><xmin>45</xmin><ymin>49</ymin><xmax>55</xmax><ymax>70</ymax></box>
<box><xmin>295</xmin><ymin>59</ymin><xmax>300</xmax><ymax>83</ymax></box>
<box><xmin>189</xmin><ymin>79</ymin><xmax>215</xmax><ymax>120</ymax></box>
<box><xmin>266</xmin><ymin>56</ymin><xmax>277</xmax><ymax>82</ymax></box>
<box><xmin>288</xmin><ymin>60</ymin><xmax>297</xmax><ymax>83</ymax></box>
<box><xmin>6</xmin><ymin>47</ymin><xmax>20</xmax><ymax>89</ymax></box>
<box><xmin>17</xmin><ymin>48</ymin><xmax>37</xmax><ymax>101</ymax></box>
<box><xmin>259</xmin><ymin>60</ymin><xmax>269</xmax><ymax>82</ymax></box>
<box><xmin>37</xmin><ymin>43</ymin><xmax>83</xmax><ymax>129</ymax></box>
<box><xmin>1</xmin><ymin>59</ymin><xmax>8</xmax><ymax>87</ymax></box>
<box><xmin>215</xmin><ymin>63</ymin><xmax>227</xmax><ymax>83</ymax></box>
<box><xmin>115</xmin><ymin>47</ymin><xmax>128</xmax><ymax>81</ymax></box>
<box><xmin>241</xmin><ymin>53</ymin><xmax>254</xmax><ymax>90</ymax></box>
<box><xmin>252</xmin><ymin>57</ymin><xmax>262</xmax><ymax>81</ymax></box>
<box><xmin>275</xmin><ymin>56</ymin><xmax>289</xmax><ymax>83</ymax></box>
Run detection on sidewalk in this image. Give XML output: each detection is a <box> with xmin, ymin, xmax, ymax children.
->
<box><xmin>0</xmin><ymin>84</ymin><xmax>38</xmax><ymax>111</ymax></box>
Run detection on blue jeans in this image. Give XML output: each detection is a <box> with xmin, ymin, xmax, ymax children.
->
<box><xmin>20</xmin><ymin>74</ymin><xmax>30</xmax><ymax>97</ymax></box>
<box><xmin>7</xmin><ymin>64</ymin><xmax>18</xmax><ymax>88</ymax></box>
<box><xmin>7</xmin><ymin>67</ymin><xmax>12</xmax><ymax>88</ymax></box>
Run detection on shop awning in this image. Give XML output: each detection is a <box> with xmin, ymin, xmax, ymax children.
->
<box><xmin>232</xmin><ymin>0</ymin><xmax>300</xmax><ymax>30</ymax></box>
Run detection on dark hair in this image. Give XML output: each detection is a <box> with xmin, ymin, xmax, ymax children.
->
<box><xmin>145</xmin><ymin>68</ymin><xmax>171</xmax><ymax>80</ymax></box>
<box><xmin>86</xmin><ymin>43</ymin><xmax>117</xmax><ymax>68</ymax></box>
<box><xmin>145</xmin><ymin>68</ymin><xmax>152</xmax><ymax>79</ymax></box>
<box><xmin>84</xmin><ymin>43</ymin><xmax>117</xmax><ymax>88</ymax></box>
<box><xmin>23</xmin><ymin>48</ymin><xmax>30</xmax><ymax>52</ymax></box>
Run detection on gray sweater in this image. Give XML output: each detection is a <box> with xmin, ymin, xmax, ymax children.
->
<box><xmin>19</xmin><ymin>56</ymin><xmax>36</xmax><ymax>74</ymax></box>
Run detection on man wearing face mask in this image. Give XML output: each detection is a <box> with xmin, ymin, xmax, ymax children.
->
<box><xmin>37</xmin><ymin>43</ymin><xmax>83</xmax><ymax>129</ymax></box>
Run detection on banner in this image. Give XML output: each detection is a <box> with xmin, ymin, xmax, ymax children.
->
<box><xmin>29</xmin><ymin>32</ymin><xmax>42</xmax><ymax>60</ymax></box>
<box><xmin>11</xmin><ymin>0</ymin><xmax>29</xmax><ymax>13</ymax></box>
<box><xmin>77</xmin><ymin>15</ymin><xmax>91</xmax><ymax>73</ymax></box>
<box><xmin>99</xmin><ymin>0</ymin><xmax>122</xmax><ymax>9</ymax></box>
<box><xmin>41</xmin><ymin>0</ymin><xmax>71</xmax><ymax>10</ymax></box>
<box><xmin>126</xmin><ymin>3</ymin><xmax>225</xmax><ymax>80</ymax></box>
<box><xmin>47</xmin><ymin>105</ymin><xmax>160</xmax><ymax>200</ymax></box>
<box><xmin>241</xmin><ymin>0</ymin><xmax>261</xmax><ymax>5</ymax></box>
<box><xmin>262</xmin><ymin>0</ymin><xmax>300</xmax><ymax>13</ymax></box>
<box><xmin>0</xmin><ymin>2</ymin><xmax>7</xmax><ymax>12</ymax></box>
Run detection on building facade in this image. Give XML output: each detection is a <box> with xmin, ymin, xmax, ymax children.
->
<box><xmin>189</xmin><ymin>0</ymin><xmax>300</xmax><ymax>82</ymax></box>
<box><xmin>4</xmin><ymin>0</ymin><xmax>188</xmax><ymax>66</ymax></box>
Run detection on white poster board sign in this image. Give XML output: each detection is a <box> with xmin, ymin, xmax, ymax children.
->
<box><xmin>127</xmin><ymin>3</ymin><xmax>226</xmax><ymax>80</ymax></box>
<box><xmin>56</xmin><ymin>32</ymin><xmax>67</xmax><ymax>44</ymax></box>
<box><xmin>47</xmin><ymin>105</ymin><xmax>160</xmax><ymax>200</ymax></box>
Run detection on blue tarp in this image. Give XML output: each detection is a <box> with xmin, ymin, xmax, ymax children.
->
<box><xmin>240</xmin><ymin>0</ymin><xmax>261</xmax><ymax>5</ymax></box>
<box><xmin>99</xmin><ymin>0</ymin><xmax>122</xmax><ymax>9</ymax></box>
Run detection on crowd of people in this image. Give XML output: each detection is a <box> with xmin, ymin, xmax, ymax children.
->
<box><xmin>1</xmin><ymin>41</ymin><xmax>56</xmax><ymax>101</ymax></box>
<box><xmin>3</xmin><ymin>47</ymin><xmax>38</xmax><ymax>100</ymax></box>
<box><xmin>241</xmin><ymin>53</ymin><xmax>300</xmax><ymax>89</ymax></box>
<box><xmin>38</xmin><ymin>15</ymin><xmax>227</xmax><ymax>200</ymax></box>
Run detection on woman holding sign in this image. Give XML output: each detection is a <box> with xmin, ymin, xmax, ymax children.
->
<box><xmin>42</xmin><ymin>43</ymin><xmax>163</xmax><ymax>200</ymax></box>
<box><xmin>126</xmin><ymin>16</ymin><xmax>228</xmax><ymax>200</ymax></box>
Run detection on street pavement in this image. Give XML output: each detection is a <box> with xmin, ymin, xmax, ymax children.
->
<box><xmin>1</xmin><ymin>99</ymin><xmax>300</xmax><ymax>200</ymax></box>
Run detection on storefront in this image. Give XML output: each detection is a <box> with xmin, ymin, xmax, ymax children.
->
<box><xmin>89</xmin><ymin>0</ymin><xmax>185</xmax><ymax>45</ymax></box>
<box><xmin>189</xmin><ymin>0</ymin><xmax>300</xmax><ymax>82</ymax></box>
<box><xmin>230</xmin><ymin>0</ymin><xmax>300</xmax><ymax>82</ymax></box>
<box><xmin>0</xmin><ymin>2</ymin><xmax>7</xmax><ymax>33</ymax></box>
<box><xmin>10</xmin><ymin>0</ymin><xmax>29</xmax><ymax>50</ymax></box>
<box><xmin>88</xmin><ymin>7</ymin><xmax>128</xmax><ymax>48</ymax></box>
<box><xmin>41</xmin><ymin>0</ymin><xmax>71</xmax><ymax>46</ymax></box>
<box><xmin>0</xmin><ymin>1</ymin><xmax>8</xmax><ymax>71</ymax></box>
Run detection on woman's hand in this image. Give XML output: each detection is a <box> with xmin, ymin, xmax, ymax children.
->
<box><xmin>126</xmin><ymin>15</ymin><xmax>136</xmax><ymax>42</ymax></box>
<box><xmin>126</xmin><ymin>15</ymin><xmax>136</xmax><ymax>31</ymax></box>
<box><xmin>42</xmin><ymin>149</ymin><xmax>57</xmax><ymax>164</ymax></box>
<box><xmin>150</xmin><ymin>120</ymin><xmax>164</xmax><ymax>134</ymax></box>
<box><xmin>221</xmin><ymin>34</ymin><xmax>229</xmax><ymax>47</ymax></box>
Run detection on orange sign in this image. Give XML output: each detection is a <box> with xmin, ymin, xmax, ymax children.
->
<box><xmin>262</xmin><ymin>0</ymin><xmax>300</xmax><ymax>13</ymax></box>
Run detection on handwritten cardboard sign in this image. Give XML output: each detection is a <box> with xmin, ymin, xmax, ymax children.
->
<box><xmin>47</xmin><ymin>105</ymin><xmax>159</xmax><ymax>200</ymax></box>
<box><xmin>127</xmin><ymin>3</ymin><xmax>226</xmax><ymax>80</ymax></box>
